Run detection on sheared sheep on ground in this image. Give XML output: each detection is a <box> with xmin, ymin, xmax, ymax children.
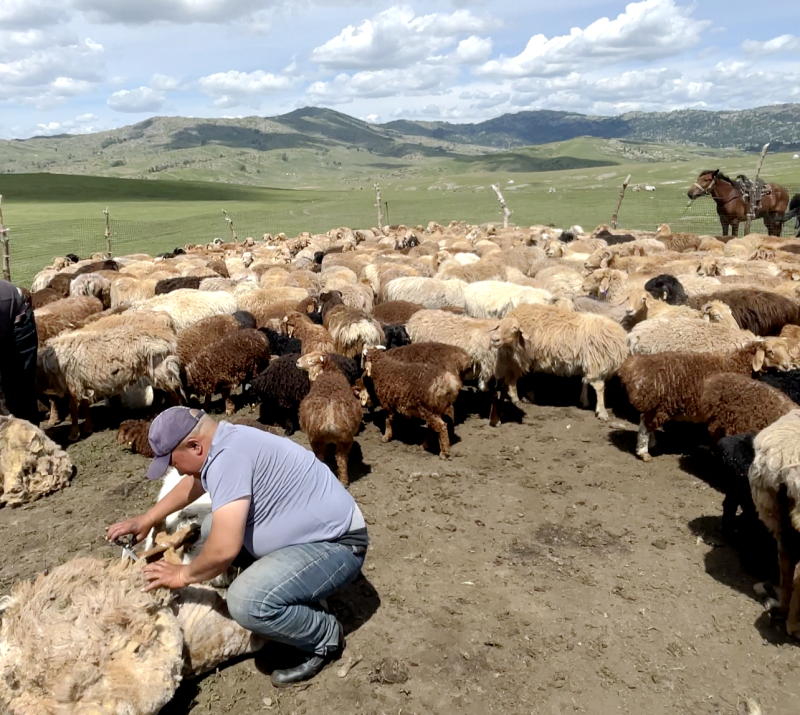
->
<box><xmin>0</xmin><ymin>416</ymin><xmax>75</xmax><ymax>507</ymax></box>
<box><xmin>0</xmin><ymin>557</ymin><xmax>263</xmax><ymax>715</ymax></box>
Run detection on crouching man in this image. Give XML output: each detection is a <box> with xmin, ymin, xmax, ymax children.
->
<box><xmin>106</xmin><ymin>407</ymin><xmax>368</xmax><ymax>686</ymax></box>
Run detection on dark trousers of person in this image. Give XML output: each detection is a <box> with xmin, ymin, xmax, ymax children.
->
<box><xmin>0</xmin><ymin>304</ymin><xmax>39</xmax><ymax>424</ymax></box>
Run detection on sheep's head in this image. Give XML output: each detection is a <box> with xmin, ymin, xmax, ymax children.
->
<box><xmin>490</xmin><ymin>318</ymin><xmax>527</xmax><ymax>349</ymax></box>
<box><xmin>749</xmin><ymin>247</ymin><xmax>775</xmax><ymax>262</ymax></box>
<box><xmin>282</xmin><ymin>313</ymin><xmax>305</xmax><ymax>338</ymax></box>
<box><xmin>545</xmin><ymin>241</ymin><xmax>564</xmax><ymax>258</ymax></box>
<box><xmin>296</xmin><ymin>352</ymin><xmax>326</xmax><ymax>380</ymax></box>
<box><xmin>655</xmin><ymin>223</ymin><xmax>671</xmax><ymax>238</ymax></box>
<box><xmin>701</xmin><ymin>300</ymin><xmax>732</xmax><ymax>323</ymax></box>
<box><xmin>697</xmin><ymin>256</ymin><xmax>720</xmax><ymax>276</ymax></box>
<box><xmin>242</xmin><ymin>252</ymin><xmax>254</xmax><ymax>268</ymax></box>
<box><xmin>361</xmin><ymin>346</ymin><xmax>385</xmax><ymax>376</ymax></box>
<box><xmin>752</xmin><ymin>338</ymin><xmax>793</xmax><ymax>372</ymax></box>
<box><xmin>625</xmin><ymin>290</ymin><xmax>649</xmax><ymax>317</ymax></box>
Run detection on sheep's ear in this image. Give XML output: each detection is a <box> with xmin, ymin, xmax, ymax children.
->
<box><xmin>521</xmin><ymin>331</ymin><xmax>531</xmax><ymax>341</ymax></box>
<box><xmin>364</xmin><ymin>361</ymin><xmax>372</xmax><ymax>377</ymax></box>
<box><xmin>662</xmin><ymin>291</ymin><xmax>668</xmax><ymax>300</ymax></box>
<box><xmin>752</xmin><ymin>347</ymin><xmax>765</xmax><ymax>372</ymax></box>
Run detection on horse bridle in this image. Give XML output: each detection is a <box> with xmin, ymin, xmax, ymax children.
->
<box><xmin>691</xmin><ymin>176</ymin><xmax>715</xmax><ymax>196</ymax></box>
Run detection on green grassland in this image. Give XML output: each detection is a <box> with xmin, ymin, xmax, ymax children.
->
<box><xmin>1</xmin><ymin>137</ymin><xmax>798</xmax><ymax>287</ymax></box>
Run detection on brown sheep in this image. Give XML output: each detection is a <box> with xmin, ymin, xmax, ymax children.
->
<box><xmin>296</xmin><ymin>352</ymin><xmax>363</xmax><ymax>486</ymax></box>
<box><xmin>699</xmin><ymin>373</ymin><xmax>798</xmax><ymax>441</ymax></box>
<box><xmin>282</xmin><ymin>311</ymin><xmax>336</xmax><ymax>354</ymax></box>
<box><xmin>31</xmin><ymin>288</ymin><xmax>64</xmax><ymax>309</ymax></box>
<box><xmin>372</xmin><ymin>300</ymin><xmax>425</xmax><ymax>325</ymax></box>
<box><xmin>386</xmin><ymin>342</ymin><xmax>472</xmax><ymax>378</ymax></box>
<box><xmin>688</xmin><ymin>289</ymin><xmax>800</xmax><ymax>336</ymax></box>
<box><xmin>185</xmin><ymin>329</ymin><xmax>270</xmax><ymax>415</ymax></box>
<box><xmin>620</xmin><ymin>339</ymin><xmax>793</xmax><ymax>461</ymax></box>
<box><xmin>176</xmin><ymin>312</ymin><xmax>255</xmax><ymax>369</ymax></box>
<box><xmin>116</xmin><ymin>415</ymin><xmax>281</xmax><ymax>457</ymax></box>
<box><xmin>34</xmin><ymin>296</ymin><xmax>104</xmax><ymax>345</ymax></box>
<box><xmin>360</xmin><ymin>346</ymin><xmax>461</xmax><ymax>459</ymax></box>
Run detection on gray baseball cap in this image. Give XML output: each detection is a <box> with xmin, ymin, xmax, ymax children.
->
<box><xmin>146</xmin><ymin>407</ymin><xmax>205</xmax><ymax>480</ymax></box>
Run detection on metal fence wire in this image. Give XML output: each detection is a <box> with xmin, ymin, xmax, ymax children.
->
<box><xmin>4</xmin><ymin>184</ymin><xmax>799</xmax><ymax>287</ymax></box>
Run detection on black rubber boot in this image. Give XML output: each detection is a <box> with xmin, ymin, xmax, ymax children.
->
<box><xmin>270</xmin><ymin>622</ymin><xmax>345</xmax><ymax>688</ymax></box>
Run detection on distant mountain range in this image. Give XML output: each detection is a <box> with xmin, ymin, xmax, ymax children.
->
<box><xmin>2</xmin><ymin>104</ymin><xmax>798</xmax><ymax>181</ymax></box>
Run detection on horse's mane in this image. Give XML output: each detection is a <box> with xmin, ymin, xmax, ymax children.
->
<box><xmin>700</xmin><ymin>169</ymin><xmax>735</xmax><ymax>185</ymax></box>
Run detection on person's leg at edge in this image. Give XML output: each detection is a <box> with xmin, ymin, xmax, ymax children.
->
<box><xmin>226</xmin><ymin>540</ymin><xmax>365</xmax><ymax>685</ymax></box>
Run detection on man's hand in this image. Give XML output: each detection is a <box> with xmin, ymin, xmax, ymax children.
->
<box><xmin>142</xmin><ymin>561</ymin><xmax>189</xmax><ymax>591</ymax></box>
<box><xmin>106</xmin><ymin>514</ymin><xmax>154</xmax><ymax>544</ymax></box>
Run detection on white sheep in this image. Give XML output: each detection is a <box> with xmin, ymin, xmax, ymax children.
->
<box><xmin>385</xmin><ymin>276</ymin><xmax>467</xmax><ymax>310</ymax></box>
<box><xmin>749</xmin><ymin>409</ymin><xmax>800</xmax><ymax>638</ymax></box>
<box><xmin>128</xmin><ymin>289</ymin><xmax>237</xmax><ymax>330</ymax></box>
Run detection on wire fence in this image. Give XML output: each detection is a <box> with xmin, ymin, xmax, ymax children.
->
<box><xmin>4</xmin><ymin>183</ymin><xmax>799</xmax><ymax>288</ymax></box>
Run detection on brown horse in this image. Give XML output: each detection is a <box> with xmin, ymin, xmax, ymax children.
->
<box><xmin>687</xmin><ymin>169</ymin><xmax>789</xmax><ymax>237</ymax></box>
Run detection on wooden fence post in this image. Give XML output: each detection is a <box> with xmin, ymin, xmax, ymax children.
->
<box><xmin>103</xmin><ymin>206</ymin><xmax>112</xmax><ymax>258</ymax></box>
<box><xmin>222</xmin><ymin>210</ymin><xmax>237</xmax><ymax>242</ymax></box>
<box><xmin>611</xmin><ymin>174</ymin><xmax>632</xmax><ymax>230</ymax></box>
<box><xmin>744</xmin><ymin>142</ymin><xmax>770</xmax><ymax>235</ymax></box>
<box><xmin>0</xmin><ymin>195</ymin><xmax>10</xmax><ymax>282</ymax></box>
<box><xmin>490</xmin><ymin>184</ymin><xmax>512</xmax><ymax>228</ymax></box>
<box><xmin>374</xmin><ymin>182</ymin><xmax>383</xmax><ymax>231</ymax></box>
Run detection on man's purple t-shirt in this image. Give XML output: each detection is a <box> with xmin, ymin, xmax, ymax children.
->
<box><xmin>200</xmin><ymin>422</ymin><xmax>356</xmax><ymax>558</ymax></box>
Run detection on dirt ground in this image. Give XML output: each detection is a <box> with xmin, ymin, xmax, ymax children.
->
<box><xmin>2</xmin><ymin>376</ymin><xmax>800</xmax><ymax>715</ymax></box>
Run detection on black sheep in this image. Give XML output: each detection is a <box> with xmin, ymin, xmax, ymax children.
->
<box><xmin>154</xmin><ymin>276</ymin><xmax>204</xmax><ymax>295</ymax></box>
<box><xmin>65</xmin><ymin>253</ymin><xmax>80</xmax><ymax>264</ymax></box>
<box><xmin>259</xmin><ymin>327</ymin><xmax>302</xmax><ymax>356</ymax></box>
<box><xmin>595</xmin><ymin>229</ymin><xmax>636</xmax><ymax>245</ymax></box>
<box><xmin>313</xmin><ymin>251</ymin><xmax>325</xmax><ymax>265</ymax></box>
<box><xmin>73</xmin><ymin>259</ymin><xmax>119</xmax><ymax>276</ymax></box>
<box><xmin>755</xmin><ymin>369</ymin><xmax>800</xmax><ymax>404</ymax></box>
<box><xmin>644</xmin><ymin>274</ymin><xmax>688</xmax><ymax>306</ymax></box>
<box><xmin>784</xmin><ymin>193</ymin><xmax>800</xmax><ymax>237</ymax></box>
<box><xmin>715</xmin><ymin>433</ymin><xmax>758</xmax><ymax>538</ymax></box>
<box><xmin>383</xmin><ymin>324</ymin><xmax>411</xmax><ymax>349</ymax></box>
<box><xmin>308</xmin><ymin>310</ymin><xmax>323</xmax><ymax>325</ymax></box>
<box><xmin>232</xmin><ymin>310</ymin><xmax>257</xmax><ymax>330</ymax></box>
<box><xmin>252</xmin><ymin>352</ymin><xmax>360</xmax><ymax>435</ymax></box>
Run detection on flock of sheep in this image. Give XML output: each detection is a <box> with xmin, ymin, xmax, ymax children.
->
<box><xmin>14</xmin><ymin>217</ymin><xmax>800</xmax><ymax>651</ymax></box>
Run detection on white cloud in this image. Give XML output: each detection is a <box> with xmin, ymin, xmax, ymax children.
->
<box><xmin>742</xmin><ymin>34</ymin><xmax>800</xmax><ymax>56</ymax></box>
<box><xmin>307</xmin><ymin>65</ymin><xmax>459</xmax><ymax>104</ymax></box>
<box><xmin>198</xmin><ymin>70</ymin><xmax>294</xmax><ymax>107</ymax></box>
<box><xmin>33</xmin><ymin>113</ymin><xmax>102</xmax><ymax>136</ymax></box>
<box><xmin>477</xmin><ymin>0</ymin><xmax>710</xmax><ymax>78</ymax></box>
<box><xmin>452</xmin><ymin>36</ymin><xmax>492</xmax><ymax>64</ymax></box>
<box><xmin>0</xmin><ymin>0</ymin><xmax>69</xmax><ymax>29</ymax></box>
<box><xmin>150</xmin><ymin>73</ymin><xmax>182</xmax><ymax>91</ymax></box>
<box><xmin>310</xmin><ymin>6</ymin><xmax>496</xmax><ymax>70</ymax></box>
<box><xmin>107</xmin><ymin>86</ymin><xmax>166</xmax><ymax>112</ymax></box>
<box><xmin>0</xmin><ymin>36</ymin><xmax>104</xmax><ymax>107</ymax></box>
<box><xmin>73</xmin><ymin>0</ymin><xmax>277</xmax><ymax>25</ymax></box>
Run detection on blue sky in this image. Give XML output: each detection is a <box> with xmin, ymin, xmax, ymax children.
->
<box><xmin>0</xmin><ymin>0</ymin><xmax>798</xmax><ymax>139</ymax></box>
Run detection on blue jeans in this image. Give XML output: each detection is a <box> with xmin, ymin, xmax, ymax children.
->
<box><xmin>201</xmin><ymin>514</ymin><xmax>365</xmax><ymax>655</ymax></box>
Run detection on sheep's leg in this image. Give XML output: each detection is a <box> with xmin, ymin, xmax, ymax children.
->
<box><xmin>68</xmin><ymin>396</ymin><xmax>81</xmax><ymax>442</ymax></box>
<box><xmin>47</xmin><ymin>398</ymin><xmax>59</xmax><ymax>427</ymax></box>
<box><xmin>507</xmin><ymin>379</ymin><xmax>521</xmax><ymax>406</ymax></box>
<box><xmin>777</xmin><ymin>545</ymin><xmax>795</xmax><ymax>615</ymax></box>
<box><xmin>789</xmin><ymin>562</ymin><xmax>800</xmax><ymax>639</ymax></box>
<box><xmin>203</xmin><ymin>395</ymin><xmax>212</xmax><ymax>412</ymax></box>
<box><xmin>636</xmin><ymin>415</ymin><xmax>653</xmax><ymax>462</ymax></box>
<box><xmin>81</xmin><ymin>400</ymin><xmax>94</xmax><ymax>435</ymax></box>
<box><xmin>382</xmin><ymin>413</ymin><xmax>394</xmax><ymax>443</ymax></box>
<box><xmin>489</xmin><ymin>382</ymin><xmax>505</xmax><ymax>427</ymax></box>
<box><xmin>721</xmin><ymin>494</ymin><xmax>739</xmax><ymax>539</ymax></box>
<box><xmin>334</xmin><ymin>442</ymin><xmax>351</xmax><ymax>487</ymax></box>
<box><xmin>430</xmin><ymin>415</ymin><xmax>450</xmax><ymax>460</ymax></box>
<box><xmin>310</xmin><ymin>440</ymin><xmax>326</xmax><ymax>463</ymax></box>
<box><xmin>445</xmin><ymin>405</ymin><xmax>455</xmax><ymax>422</ymax></box>
<box><xmin>580</xmin><ymin>381</ymin><xmax>590</xmax><ymax>409</ymax></box>
<box><xmin>591</xmin><ymin>380</ymin><xmax>608</xmax><ymax>421</ymax></box>
<box><xmin>222</xmin><ymin>389</ymin><xmax>235</xmax><ymax>416</ymax></box>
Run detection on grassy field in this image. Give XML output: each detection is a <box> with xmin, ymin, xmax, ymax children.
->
<box><xmin>2</xmin><ymin>139</ymin><xmax>798</xmax><ymax>287</ymax></box>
